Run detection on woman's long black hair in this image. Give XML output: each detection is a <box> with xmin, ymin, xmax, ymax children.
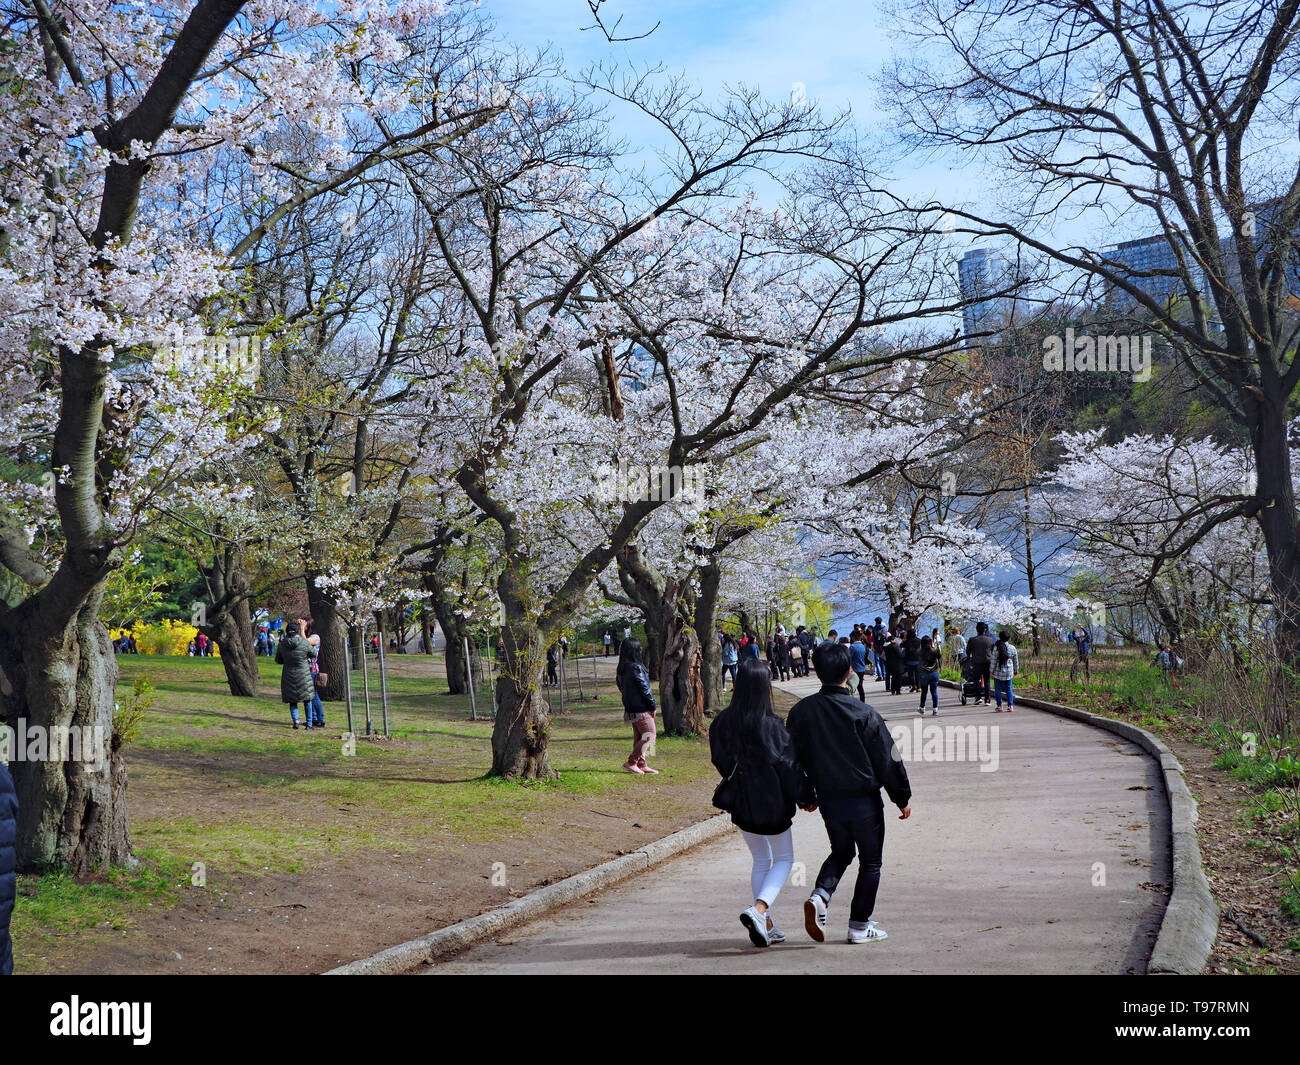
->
<box><xmin>616</xmin><ymin>637</ymin><xmax>644</xmax><ymax>684</ymax></box>
<box><xmin>730</xmin><ymin>657</ymin><xmax>774</xmax><ymax>749</ymax></box>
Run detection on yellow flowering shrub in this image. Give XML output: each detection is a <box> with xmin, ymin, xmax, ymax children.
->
<box><xmin>112</xmin><ymin>620</ymin><xmax>220</xmax><ymax>656</ymax></box>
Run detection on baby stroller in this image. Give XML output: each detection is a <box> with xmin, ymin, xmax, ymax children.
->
<box><xmin>958</xmin><ymin>657</ymin><xmax>982</xmax><ymax>705</ymax></box>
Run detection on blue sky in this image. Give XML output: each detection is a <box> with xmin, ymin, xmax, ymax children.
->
<box><xmin>486</xmin><ymin>0</ymin><xmax>890</xmax><ymax>110</ymax></box>
<box><xmin>482</xmin><ymin>0</ymin><xmax>972</xmax><ymax>209</ymax></box>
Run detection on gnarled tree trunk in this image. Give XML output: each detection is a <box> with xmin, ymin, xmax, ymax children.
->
<box><xmin>198</xmin><ymin>546</ymin><xmax>258</xmax><ymax>697</ymax></box>
<box><xmin>618</xmin><ymin>545</ymin><xmax>669</xmax><ymax>678</ymax></box>
<box><xmin>428</xmin><ymin>576</ymin><xmax>479</xmax><ymax>694</ymax></box>
<box><xmin>305</xmin><ymin>568</ymin><xmax>348</xmax><ymax>702</ymax></box>
<box><xmin>491</xmin><ymin>606</ymin><xmax>552</xmax><ymax>779</ymax></box>
<box><xmin>0</xmin><ymin>588</ymin><xmax>132</xmax><ymax>874</ymax></box>
<box><xmin>419</xmin><ymin>600</ymin><xmax>435</xmax><ymax>655</ymax></box>
<box><xmin>209</xmin><ymin>598</ymin><xmax>258</xmax><ymax>698</ymax></box>
<box><xmin>694</xmin><ymin>561</ymin><xmax>723</xmax><ymax>712</ymax></box>
<box><xmin>660</xmin><ymin>580</ymin><xmax>705</xmax><ymax>736</ymax></box>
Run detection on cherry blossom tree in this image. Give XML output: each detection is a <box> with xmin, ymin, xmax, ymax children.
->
<box><xmin>0</xmin><ymin>0</ymin><xmax>494</xmax><ymax>870</ymax></box>
<box><xmin>387</xmin><ymin>59</ymin><xmax>996</xmax><ymax>776</ymax></box>
<box><xmin>1041</xmin><ymin>429</ymin><xmax>1284</xmax><ymax>657</ymax></box>
<box><xmin>887</xmin><ymin>0</ymin><xmax>1300</xmax><ymax>663</ymax></box>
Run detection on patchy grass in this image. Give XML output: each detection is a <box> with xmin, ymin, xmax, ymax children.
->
<box><xmin>12</xmin><ymin>651</ymin><xmax>717</xmax><ymax>972</ymax></box>
<box><xmin>11</xmin><ymin>851</ymin><xmax>191</xmax><ymax>950</ymax></box>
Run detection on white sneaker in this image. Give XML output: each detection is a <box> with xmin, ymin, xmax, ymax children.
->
<box><xmin>803</xmin><ymin>894</ymin><xmax>828</xmax><ymax>942</ymax></box>
<box><xmin>846</xmin><ymin>921</ymin><xmax>888</xmax><ymax>943</ymax></box>
<box><xmin>766</xmin><ymin>919</ymin><xmax>785</xmax><ymax>944</ymax></box>
<box><xmin>740</xmin><ymin>906</ymin><xmax>770</xmax><ymax>948</ymax></box>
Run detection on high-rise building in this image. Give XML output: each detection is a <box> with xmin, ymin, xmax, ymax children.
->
<box><xmin>1103</xmin><ymin>233</ymin><xmax>1208</xmax><ymax>311</ymax></box>
<box><xmin>958</xmin><ymin>247</ymin><xmax>1015</xmax><ymax>342</ymax></box>
<box><xmin>1222</xmin><ymin>199</ymin><xmax>1300</xmax><ymax>300</ymax></box>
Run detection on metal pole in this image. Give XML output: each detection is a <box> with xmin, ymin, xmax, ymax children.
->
<box><xmin>377</xmin><ymin>614</ymin><xmax>391</xmax><ymax>738</ymax></box>
<box><xmin>490</xmin><ymin>639</ymin><xmax>499</xmax><ymax>719</ymax></box>
<box><xmin>344</xmin><ymin>632</ymin><xmax>354</xmax><ymax>735</ymax></box>
<box><xmin>591</xmin><ymin>653</ymin><xmax>599</xmax><ymax>699</ymax></box>
<box><xmin>464</xmin><ymin>636</ymin><xmax>478</xmax><ymax>721</ymax></box>
<box><xmin>574</xmin><ymin>648</ymin><xmax>585</xmax><ymax>700</ymax></box>
<box><xmin>558</xmin><ymin>650</ymin><xmax>566</xmax><ymax>715</ymax></box>
<box><xmin>362</xmin><ymin>623</ymin><xmax>372</xmax><ymax>736</ymax></box>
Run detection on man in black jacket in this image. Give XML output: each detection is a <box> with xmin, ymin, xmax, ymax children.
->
<box><xmin>966</xmin><ymin>621</ymin><xmax>997</xmax><ymax>705</ymax></box>
<box><xmin>787</xmin><ymin>641</ymin><xmax>912</xmax><ymax>944</ymax></box>
<box><xmin>0</xmin><ymin>758</ymin><xmax>16</xmax><ymax>975</ymax></box>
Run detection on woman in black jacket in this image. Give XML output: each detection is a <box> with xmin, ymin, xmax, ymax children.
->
<box><xmin>883</xmin><ymin>634</ymin><xmax>905</xmax><ymax>694</ymax></box>
<box><xmin>903</xmin><ymin>629</ymin><xmax>922</xmax><ymax>692</ymax></box>
<box><xmin>275</xmin><ymin>622</ymin><xmax>317</xmax><ymax>730</ymax></box>
<box><xmin>615</xmin><ymin>638</ymin><xmax>658</xmax><ymax>775</ymax></box>
<box><xmin>710</xmin><ymin>658</ymin><xmax>814</xmax><ymax>948</ymax></box>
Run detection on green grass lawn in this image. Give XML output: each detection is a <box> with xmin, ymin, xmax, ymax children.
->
<box><xmin>11</xmin><ymin>652</ymin><xmax>717</xmax><ymax>968</ymax></box>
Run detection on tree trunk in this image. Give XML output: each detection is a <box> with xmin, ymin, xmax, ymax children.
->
<box><xmin>210</xmin><ymin>597</ymin><xmax>258</xmax><ymax>697</ymax></box>
<box><xmin>1252</xmin><ymin>395</ymin><xmax>1300</xmax><ymax>678</ymax></box>
<box><xmin>491</xmin><ymin>619</ymin><xmax>553</xmax><ymax>779</ymax></box>
<box><xmin>1023</xmin><ymin>485</ymin><xmax>1041</xmax><ymax>655</ymax></box>
<box><xmin>305</xmin><ymin>572</ymin><xmax>348</xmax><ymax>702</ymax></box>
<box><xmin>0</xmin><ymin>590</ymin><xmax>132</xmax><ymax>874</ymax></box>
<box><xmin>198</xmin><ymin>546</ymin><xmax>258</xmax><ymax>697</ymax></box>
<box><xmin>0</xmin><ymin>344</ymin><xmax>133</xmax><ymax>874</ymax></box>
<box><xmin>661</xmin><ymin>603</ymin><xmax>705</xmax><ymax>735</ymax></box>
<box><xmin>419</xmin><ymin>600</ymin><xmax>435</xmax><ymax>654</ymax></box>
<box><xmin>694</xmin><ymin>561</ymin><xmax>723</xmax><ymax>712</ymax></box>
<box><xmin>350</xmin><ymin>622</ymin><xmax>364</xmax><ymax>673</ymax></box>
<box><xmin>617</xmin><ymin>544</ymin><xmax>669</xmax><ymax>679</ymax></box>
<box><xmin>428</xmin><ymin>581</ymin><xmax>479</xmax><ymax>694</ymax></box>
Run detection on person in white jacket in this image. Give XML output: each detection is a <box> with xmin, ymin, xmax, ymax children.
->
<box><xmin>992</xmin><ymin>630</ymin><xmax>1019</xmax><ymax>712</ymax></box>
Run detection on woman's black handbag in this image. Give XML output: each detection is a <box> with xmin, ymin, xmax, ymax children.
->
<box><xmin>712</xmin><ymin>758</ymin><xmax>743</xmax><ymax>812</ymax></box>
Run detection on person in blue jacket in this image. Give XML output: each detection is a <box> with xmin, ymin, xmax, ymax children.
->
<box><xmin>849</xmin><ymin>632</ymin><xmax>870</xmax><ymax>701</ymax></box>
<box><xmin>0</xmin><ymin>758</ymin><xmax>17</xmax><ymax>975</ymax></box>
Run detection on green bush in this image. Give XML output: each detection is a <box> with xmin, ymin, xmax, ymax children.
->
<box><xmin>1113</xmin><ymin>662</ymin><xmax>1167</xmax><ymax>714</ymax></box>
<box><xmin>113</xmin><ymin>674</ymin><xmax>154</xmax><ymax>750</ymax></box>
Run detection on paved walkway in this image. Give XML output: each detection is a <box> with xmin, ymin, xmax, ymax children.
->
<box><xmin>429</xmin><ymin>675</ymin><xmax>1170</xmax><ymax>974</ymax></box>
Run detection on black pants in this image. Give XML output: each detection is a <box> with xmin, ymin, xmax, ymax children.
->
<box><xmin>887</xmin><ymin>668</ymin><xmax>903</xmax><ymax>693</ymax></box>
<box><xmin>815</xmin><ymin>797</ymin><xmax>886</xmax><ymax>924</ymax></box>
<box><xmin>854</xmin><ymin>670</ymin><xmax>867</xmax><ymax>700</ymax></box>
<box><xmin>972</xmin><ymin>661</ymin><xmax>992</xmax><ymax>701</ymax></box>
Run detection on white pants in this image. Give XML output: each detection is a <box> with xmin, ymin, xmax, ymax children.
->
<box><xmin>741</xmin><ymin>828</ymin><xmax>795</xmax><ymax>908</ymax></box>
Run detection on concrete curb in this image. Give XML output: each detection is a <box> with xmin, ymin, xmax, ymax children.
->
<box><xmin>939</xmin><ymin>679</ymin><xmax>1216</xmax><ymax>975</ymax></box>
<box><xmin>323</xmin><ymin>814</ymin><xmax>736</xmax><ymax>975</ymax></box>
